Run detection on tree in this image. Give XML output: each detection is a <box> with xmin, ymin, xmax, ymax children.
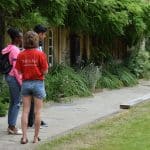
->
<box><xmin>32</xmin><ymin>0</ymin><xmax>68</xmax><ymax>26</ymax></box>
<box><xmin>0</xmin><ymin>0</ymin><xmax>32</xmax><ymax>50</ymax></box>
<box><xmin>0</xmin><ymin>0</ymin><xmax>149</xmax><ymax>50</ymax></box>
<box><xmin>65</xmin><ymin>0</ymin><xmax>149</xmax><ymax>47</ymax></box>
<box><xmin>0</xmin><ymin>0</ymin><xmax>69</xmax><ymax>50</ymax></box>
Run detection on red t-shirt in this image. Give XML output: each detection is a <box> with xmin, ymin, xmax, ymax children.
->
<box><xmin>15</xmin><ymin>49</ymin><xmax>48</xmax><ymax>81</ymax></box>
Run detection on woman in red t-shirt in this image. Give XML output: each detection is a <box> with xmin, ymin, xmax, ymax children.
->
<box><xmin>16</xmin><ymin>31</ymin><xmax>48</xmax><ymax>144</ymax></box>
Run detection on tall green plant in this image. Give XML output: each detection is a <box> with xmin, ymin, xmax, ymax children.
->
<box><xmin>0</xmin><ymin>75</ymin><xmax>9</xmax><ymax>117</ymax></box>
<box><xmin>96</xmin><ymin>70</ymin><xmax>123</xmax><ymax>89</ymax></box>
<box><xmin>126</xmin><ymin>50</ymin><xmax>150</xmax><ymax>78</ymax></box>
<box><xmin>45</xmin><ymin>65</ymin><xmax>91</xmax><ymax>102</ymax></box>
<box><xmin>79</xmin><ymin>63</ymin><xmax>101</xmax><ymax>91</ymax></box>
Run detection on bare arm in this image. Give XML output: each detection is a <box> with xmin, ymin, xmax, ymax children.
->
<box><xmin>43</xmin><ymin>69</ymin><xmax>48</xmax><ymax>75</ymax></box>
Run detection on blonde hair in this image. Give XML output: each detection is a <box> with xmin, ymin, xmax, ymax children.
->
<box><xmin>23</xmin><ymin>31</ymin><xmax>39</xmax><ymax>49</ymax></box>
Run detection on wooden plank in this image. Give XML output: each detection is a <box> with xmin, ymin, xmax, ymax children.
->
<box><xmin>120</xmin><ymin>94</ymin><xmax>150</xmax><ymax>109</ymax></box>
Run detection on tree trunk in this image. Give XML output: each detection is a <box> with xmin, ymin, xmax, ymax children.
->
<box><xmin>0</xmin><ymin>13</ymin><xmax>5</xmax><ymax>51</ymax></box>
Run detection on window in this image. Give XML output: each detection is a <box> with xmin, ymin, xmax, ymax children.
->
<box><xmin>48</xmin><ymin>30</ymin><xmax>54</xmax><ymax>66</ymax></box>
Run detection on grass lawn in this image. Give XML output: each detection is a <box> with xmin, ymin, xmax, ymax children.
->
<box><xmin>36</xmin><ymin>100</ymin><xmax>150</xmax><ymax>150</ymax></box>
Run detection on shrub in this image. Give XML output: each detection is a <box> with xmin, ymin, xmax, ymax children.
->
<box><xmin>96</xmin><ymin>60</ymin><xmax>138</xmax><ymax>89</ymax></box>
<box><xmin>0</xmin><ymin>100</ymin><xmax>8</xmax><ymax>117</ymax></box>
<box><xmin>107</xmin><ymin>63</ymin><xmax>138</xmax><ymax>86</ymax></box>
<box><xmin>78</xmin><ymin>63</ymin><xmax>101</xmax><ymax>91</ymax></box>
<box><xmin>45</xmin><ymin>64</ymin><xmax>91</xmax><ymax>102</ymax></box>
<box><xmin>96</xmin><ymin>70</ymin><xmax>123</xmax><ymax>89</ymax></box>
<box><xmin>126</xmin><ymin>50</ymin><xmax>150</xmax><ymax>78</ymax></box>
<box><xmin>116</xmin><ymin>68</ymin><xmax>138</xmax><ymax>86</ymax></box>
<box><xmin>0</xmin><ymin>75</ymin><xmax>9</xmax><ymax>117</ymax></box>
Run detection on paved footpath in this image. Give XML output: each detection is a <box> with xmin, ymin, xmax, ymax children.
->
<box><xmin>0</xmin><ymin>80</ymin><xmax>150</xmax><ymax>150</ymax></box>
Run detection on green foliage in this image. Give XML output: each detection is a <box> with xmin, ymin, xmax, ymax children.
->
<box><xmin>0</xmin><ymin>75</ymin><xmax>9</xmax><ymax>117</ymax></box>
<box><xmin>0</xmin><ymin>0</ymin><xmax>34</xmax><ymax>33</ymax></box>
<box><xmin>45</xmin><ymin>62</ymin><xmax>139</xmax><ymax>101</ymax></box>
<box><xmin>65</xmin><ymin>0</ymin><xmax>149</xmax><ymax>48</ymax></box>
<box><xmin>0</xmin><ymin>75</ymin><xmax>9</xmax><ymax>100</ymax></box>
<box><xmin>143</xmin><ymin>4</ymin><xmax>150</xmax><ymax>35</ymax></box>
<box><xmin>90</xmin><ymin>46</ymin><xmax>113</xmax><ymax>66</ymax></box>
<box><xmin>78</xmin><ymin>63</ymin><xmax>101</xmax><ymax>91</ymax></box>
<box><xmin>0</xmin><ymin>0</ymin><xmax>32</xmax><ymax>13</ymax></box>
<box><xmin>126</xmin><ymin>50</ymin><xmax>150</xmax><ymax>78</ymax></box>
<box><xmin>96</xmin><ymin>70</ymin><xmax>123</xmax><ymax>89</ymax></box>
<box><xmin>91</xmin><ymin>45</ymin><xmax>138</xmax><ymax>89</ymax></box>
<box><xmin>65</xmin><ymin>0</ymin><xmax>91</xmax><ymax>32</ymax></box>
<box><xmin>35</xmin><ymin>0</ymin><xmax>68</xmax><ymax>26</ymax></box>
<box><xmin>7</xmin><ymin>11</ymin><xmax>48</xmax><ymax>30</ymax></box>
<box><xmin>65</xmin><ymin>0</ymin><xmax>149</xmax><ymax>46</ymax></box>
<box><xmin>146</xmin><ymin>37</ymin><xmax>150</xmax><ymax>52</ymax></box>
<box><xmin>107</xmin><ymin>62</ymin><xmax>138</xmax><ymax>86</ymax></box>
<box><xmin>108</xmin><ymin>11</ymin><xmax>129</xmax><ymax>35</ymax></box>
<box><xmin>19</xmin><ymin>12</ymin><xmax>48</xmax><ymax>30</ymax></box>
<box><xmin>45</xmin><ymin>64</ymin><xmax>91</xmax><ymax>102</ymax></box>
<box><xmin>0</xmin><ymin>101</ymin><xmax>8</xmax><ymax>117</ymax></box>
<box><xmin>112</xmin><ymin>67</ymin><xmax>138</xmax><ymax>86</ymax></box>
<box><xmin>0</xmin><ymin>0</ymin><xmax>149</xmax><ymax>47</ymax></box>
<box><xmin>1</xmin><ymin>0</ymin><xmax>68</xmax><ymax>29</ymax></box>
<box><xmin>96</xmin><ymin>61</ymin><xmax>138</xmax><ymax>89</ymax></box>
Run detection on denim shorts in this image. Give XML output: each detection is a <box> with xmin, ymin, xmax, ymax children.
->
<box><xmin>21</xmin><ymin>80</ymin><xmax>46</xmax><ymax>99</ymax></box>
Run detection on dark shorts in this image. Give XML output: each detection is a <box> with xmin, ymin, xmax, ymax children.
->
<box><xmin>21</xmin><ymin>80</ymin><xmax>46</xmax><ymax>99</ymax></box>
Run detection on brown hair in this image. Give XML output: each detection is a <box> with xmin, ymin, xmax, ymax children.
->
<box><xmin>23</xmin><ymin>31</ymin><xmax>39</xmax><ymax>49</ymax></box>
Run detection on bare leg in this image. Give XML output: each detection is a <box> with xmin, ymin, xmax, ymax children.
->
<box><xmin>21</xmin><ymin>96</ymin><xmax>31</xmax><ymax>142</ymax></box>
<box><xmin>28</xmin><ymin>97</ymin><xmax>34</xmax><ymax>127</ymax></box>
<box><xmin>33</xmin><ymin>97</ymin><xmax>43</xmax><ymax>143</ymax></box>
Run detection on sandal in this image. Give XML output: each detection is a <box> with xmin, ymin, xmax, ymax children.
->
<box><xmin>20</xmin><ymin>138</ymin><xmax>28</xmax><ymax>144</ymax></box>
<box><xmin>33</xmin><ymin>137</ymin><xmax>41</xmax><ymax>143</ymax></box>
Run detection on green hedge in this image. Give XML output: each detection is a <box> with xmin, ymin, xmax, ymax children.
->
<box><xmin>45</xmin><ymin>65</ymin><xmax>91</xmax><ymax>102</ymax></box>
<box><xmin>0</xmin><ymin>75</ymin><xmax>9</xmax><ymax>117</ymax></box>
